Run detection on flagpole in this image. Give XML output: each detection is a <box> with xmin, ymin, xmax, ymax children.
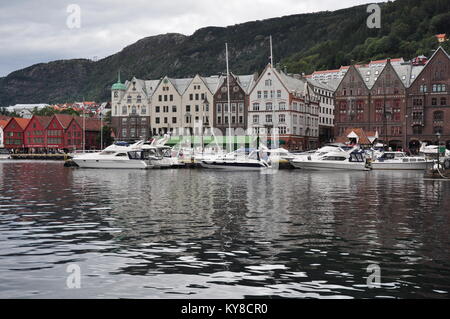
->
<box><xmin>226</xmin><ymin>43</ymin><xmax>232</xmax><ymax>153</ymax></box>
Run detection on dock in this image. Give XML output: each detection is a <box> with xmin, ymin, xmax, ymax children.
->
<box><xmin>10</xmin><ymin>154</ymin><xmax>72</xmax><ymax>161</ymax></box>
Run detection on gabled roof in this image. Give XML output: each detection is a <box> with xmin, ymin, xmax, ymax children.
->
<box><xmin>52</xmin><ymin>114</ymin><xmax>74</xmax><ymax>129</ymax></box>
<box><xmin>31</xmin><ymin>115</ymin><xmax>53</xmax><ymax>129</ymax></box>
<box><xmin>201</xmin><ymin>75</ymin><xmax>222</xmax><ymax>94</ymax></box>
<box><xmin>74</xmin><ymin>117</ymin><xmax>101</xmax><ymax>131</ymax></box>
<box><xmin>236</xmin><ymin>74</ymin><xmax>256</xmax><ymax>94</ymax></box>
<box><xmin>168</xmin><ymin>77</ymin><xmax>193</xmax><ymax>95</ymax></box>
<box><xmin>408</xmin><ymin>46</ymin><xmax>450</xmax><ymax>88</ymax></box>
<box><xmin>0</xmin><ymin>119</ymin><xmax>9</xmax><ymax>129</ymax></box>
<box><xmin>144</xmin><ymin>79</ymin><xmax>161</xmax><ymax>98</ymax></box>
<box><xmin>336</xmin><ymin>128</ymin><xmax>378</xmax><ymax>145</ymax></box>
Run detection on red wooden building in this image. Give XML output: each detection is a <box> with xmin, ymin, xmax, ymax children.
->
<box><xmin>24</xmin><ymin>115</ymin><xmax>52</xmax><ymax>152</ymax></box>
<box><xmin>3</xmin><ymin>118</ymin><xmax>30</xmax><ymax>151</ymax></box>
<box><xmin>75</xmin><ymin>117</ymin><xmax>102</xmax><ymax>150</ymax></box>
<box><xmin>46</xmin><ymin>114</ymin><xmax>74</xmax><ymax>151</ymax></box>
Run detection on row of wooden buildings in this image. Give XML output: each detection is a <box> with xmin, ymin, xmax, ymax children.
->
<box><xmin>0</xmin><ymin>114</ymin><xmax>102</xmax><ymax>152</ymax></box>
<box><xmin>332</xmin><ymin>46</ymin><xmax>450</xmax><ymax>153</ymax></box>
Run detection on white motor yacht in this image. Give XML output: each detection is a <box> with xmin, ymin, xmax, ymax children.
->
<box><xmin>0</xmin><ymin>148</ymin><xmax>10</xmax><ymax>160</ymax></box>
<box><xmin>290</xmin><ymin>149</ymin><xmax>371</xmax><ymax>171</ymax></box>
<box><xmin>371</xmin><ymin>152</ymin><xmax>433</xmax><ymax>170</ymax></box>
<box><xmin>200</xmin><ymin>149</ymin><xmax>271</xmax><ymax>170</ymax></box>
<box><xmin>292</xmin><ymin>144</ymin><xmax>352</xmax><ymax>162</ymax></box>
<box><xmin>72</xmin><ymin>141</ymin><xmax>149</xmax><ymax>169</ymax></box>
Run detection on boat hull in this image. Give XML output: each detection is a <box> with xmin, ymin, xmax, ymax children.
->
<box><xmin>371</xmin><ymin>161</ymin><xmax>432</xmax><ymax>170</ymax></box>
<box><xmin>200</xmin><ymin>161</ymin><xmax>268</xmax><ymax>171</ymax></box>
<box><xmin>291</xmin><ymin>160</ymin><xmax>370</xmax><ymax>171</ymax></box>
<box><xmin>72</xmin><ymin>159</ymin><xmax>148</xmax><ymax>169</ymax></box>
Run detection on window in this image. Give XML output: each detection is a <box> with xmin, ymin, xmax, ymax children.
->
<box><xmin>131</xmin><ymin>105</ymin><xmax>137</xmax><ymax>115</ymax></box>
<box><xmin>137</xmin><ymin>96</ymin><xmax>142</xmax><ymax>103</ymax></box>
<box><xmin>130</xmin><ymin>128</ymin><xmax>136</xmax><ymax>137</ymax></box>
<box><xmin>441</xmin><ymin>98</ymin><xmax>447</xmax><ymax>106</ymax></box>
<box><xmin>238</xmin><ymin>103</ymin><xmax>244</xmax><ymax>113</ymax></box>
<box><xmin>186</xmin><ymin>105</ymin><xmax>191</xmax><ymax>112</ymax></box>
<box><xmin>122</xmin><ymin>128</ymin><xmax>127</xmax><ymax>137</ymax></box>
<box><xmin>170</xmin><ymin>95</ymin><xmax>173</xmax><ymax>102</ymax></box>
<box><xmin>127</xmin><ymin>96</ymin><xmax>132</xmax><ymax>103</ymax></box>
<box><xmin>155</xmin><ymin>117</ymin><xmax>160</xmax><ymax>124</ymax></box>
<box><xmin>217</xmin><ymin>103</ymin><xmax>222</xmax><ymax>112</ymax></box>
<box><xmin>434</xmin><ymin>111</ymin><xmax>444</xmax><ymax>122</ymax></box>
<box><xmin>278</xmin><ymin>127</ymin><xmax>287</xmax><ymax>134</ymax></box>
<box><xmin>172</xmin><ymin>105</ymin><xmax>177</xmax><ymax>112</ymax></box>
<box><xmin>265</xmin><ymin>114</ymin><xmax>272</xmax><ymax>123</ymax></box>
<box><xmin>419</xmin><ymin>85</ymin><xmax>427</xmax><ymax>93</ymax></box>
<box><xmin>172</xmin><ymin>117</ymin><xmax>177</xmax><ymax>124</ymax></box>
<box><xmin>279</xmin><ymin>102</ymin><xmax>286</xmax><ymax>110</ymax></box>
<box><xmin>190</xmin><ymin>94</ymin><xmax>193</xmax><ymax>101</ymax></box>
<box><xmin>253</xmin><ymin>115</ymin><xmax>259</xmax><ymax>123</ymax></box>
<box><xmin>217</xmin><ymin>116</ymin><xmax>222</xmax><ymax>124</ymax></box>
<box><xmin>434</xmin><ymin>126</ymin><xmax>443</xmax><ymax>134</ymax></box>
<box><xmin>265</xmin><ymin>79</ymin><xmax>272</xmax><ymax>86</ymax></box>
<box><xmin>141</xmin><ymin>106</ymin><xmax>146</xmax><ymax>115</ymax></box>
<box><xmin>266</xmin><ymin>103</ymin><xmax>272</xmax><ymax>111</ymax></box>
<box><xmin>253</xmin><ymin>103</ymin><xmax>260</xmax><ymax>111</ymax></box>
<box><xmin>257</xmin><ymin>91</ymin><xmax>262</xmax><ymax>99</ymax></box>
<box><xmin>432</xmin><ymin>98</ymin><xmax>437</xmax><ymax>106</ymax></box>
<box><xmin>155</xmin><ymin>106</ymin><xmax>160</xmax><ymax>113</ymax></box>
<box><xmin>122</xmin><ymin>105</ymin><xmax>127</xmax><ymax>115</ymax></box>
<box><xmin>122</xmin><ymin>118</ymin><xmax>127</xmax><ymax>124</ymax></box>
<box><xmin>277</xmin><ymin>90</ymin><xmax>281</xmax><ymax>98</ymax></box>
<box><xmin>263</xmin><ymin>91</ymin><xmax>268</xmax><ymax>99</ymax></box>
<box><xmin>279</xmin><ymin>114</ymin><xmax>286</xmax><ymax>123</ymax></box>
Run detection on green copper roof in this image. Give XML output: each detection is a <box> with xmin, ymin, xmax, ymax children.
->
<box><xmin>111</xmin><ymin>71</ymin><xmax>126</xmax><ymax>90</ymax></box>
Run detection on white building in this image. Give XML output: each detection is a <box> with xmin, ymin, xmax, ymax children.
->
<box><xmin>248</xmin><ymin>64</ymin><xmax>320</xmax><ymax>150</ymax></box>
<box><xmin>307</xmin><ymin>78</ymin><xmax>338</xmax><ymax>143</ymax></box>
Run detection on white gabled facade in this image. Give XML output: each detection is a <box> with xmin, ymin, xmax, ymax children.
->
<box><xmin>247</xmin><ymin>64</ymin><xmax>320</xmax><ymax>150</ymax></box>
<box><xmin>181</xmin><ymin>75</ymin><xmax>219</xmax><ymax>135</ymax></box>
<box><xmin>150</xmin><ymin>76</ymin><xmax>183</xmax><ymax>136</ymax></box>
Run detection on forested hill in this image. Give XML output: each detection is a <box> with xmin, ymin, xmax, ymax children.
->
<box><xmin>0</xmin><ymin>0</ymin><xmax>449</xmax><ymax>106</ymax></box>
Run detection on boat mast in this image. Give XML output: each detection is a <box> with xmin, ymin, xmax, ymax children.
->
<box><xmin>226</xmin><ymin>43</ymin><xmax>232</xmax><ymax>153</ymax></box>
<box><xmin>270</xmin><ymin>35</ymin><xmax>276</xmax><ymax>150</ymax></box>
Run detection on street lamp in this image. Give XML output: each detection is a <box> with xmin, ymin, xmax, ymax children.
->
<box><xmin>436</xmin><ymin>132</ymin><xmax>441</xmax><ymax>167</ymax></box>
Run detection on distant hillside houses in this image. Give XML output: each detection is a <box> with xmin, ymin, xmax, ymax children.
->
<box><xmin>2</xmin><ymin>104</ymin><xmax>49</xmax><ymax>118</ymax></box>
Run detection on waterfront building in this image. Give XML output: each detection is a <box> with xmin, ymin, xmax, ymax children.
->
<box><xmin>75</xmin><ymin>117</ymin><xmax>102</xmax><ymax>150</ymax></box>
<box><xmin>23</xmin><ymin>115</ymin><xmax>52</xmax><ymax>152</ymax></box>
<box><xmin>213</xmin><ymin>73</ymin><xmax>255</xmax><ymax>135</ymax></box>
<box><xmin>306</xmin><ymin>78</ymin><xmax>338</xmax><ymax>144</ymax></box>
<box><xmin>248</xmin><ymin>64</ymin><xmax>320</xmax><ymax>151</ymax></box>
<box><xmin>181</xmin><ymin>74</ymin><xmax>221</xmax><ymax>136</ymax></box>
<box><xmin>406</xmin><ymin>46</ymin><xmax>450</xmax><ymax>151</ymax></box>
<box><xmin>111</xmin><ymin>74</ymin><xmax>154</xmax><ymax>141</ymax></box>
<box><xmin>3</xmin><ymin>117</ymin><xmax>30</xmax><ymax>150</ymax></box>
<box><xmin>151</xmin><ymin>76</ymin><xmax>186</xmax><ymax>136</ymax></box>
<box><xmin>334</xmin><ymin>58</ymin><xmax>424</xmax><ymax>150</ymax></box>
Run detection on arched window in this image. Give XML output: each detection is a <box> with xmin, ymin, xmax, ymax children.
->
<box><xmin>122</xmin><ymin>105</ymin><xmax>127</xmax><ymax>115</ymax></box>
<box><xmin>266</xmin><ymin>102</ymin><xmax>273</xmax><ymax>111</ymax></box>
<box><xmin>253</xmin><ymin>103</ymin><xmax>260</xmax><ymax>111</ymax></box>
<box><xmin>131</xmin><ymin>105</ymin><xmax>137</xmax><ymax>115</ymax></box>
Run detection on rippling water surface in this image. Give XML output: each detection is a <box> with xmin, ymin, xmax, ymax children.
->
<box><xmin>0</xmin><ymin>160</ymin><xmax>449</xmax><ymax>298</ymax></box>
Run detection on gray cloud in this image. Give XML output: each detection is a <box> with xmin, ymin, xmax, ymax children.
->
<box><xmin>0</xmin><ymin>0</ymin><xmax>374</xmax><ymax>76</ymax></box>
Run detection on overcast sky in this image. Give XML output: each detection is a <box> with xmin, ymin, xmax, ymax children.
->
<box><xmin>0</xmin><ymin>0</ymin><xmax>375</xmax><ymax>77</ymax></box>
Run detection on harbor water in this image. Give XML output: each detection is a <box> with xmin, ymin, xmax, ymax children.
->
<box><xmin>0</xmin><ymin>160</ymin><xmax>449</xmax><ymax>298</ymax></box>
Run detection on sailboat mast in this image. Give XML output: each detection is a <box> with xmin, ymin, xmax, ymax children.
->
<box><xmin>226</xmin><ymin>43</ymin><xmax>232</xmax><ymax>153</ymax></box>
<box><xmin>270</xmin><ymin>36</ymin><xmax>276</xmax><ymax>150</ymax></box>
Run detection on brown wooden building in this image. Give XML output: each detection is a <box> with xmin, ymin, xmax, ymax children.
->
<box><xmin>406</xmin><ymin>47</ymin><xmax>450</xmax><ymax>152</ymax></box>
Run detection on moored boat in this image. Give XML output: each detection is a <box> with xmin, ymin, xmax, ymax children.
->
<box><xmin>290</xmin><ymin>149</ymin><xmax>371</xmax><ymax>171</ymax></box>
<box><xmin>371</xmin><ymin>152</ymin><xmax>433</xmax><ymax>170</ymax></box>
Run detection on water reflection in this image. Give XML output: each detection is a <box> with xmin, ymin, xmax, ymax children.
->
<box><xmin>0</xmin><ymin>161</ymin><xmax>449</xmax><ymax>298</ymax></box>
